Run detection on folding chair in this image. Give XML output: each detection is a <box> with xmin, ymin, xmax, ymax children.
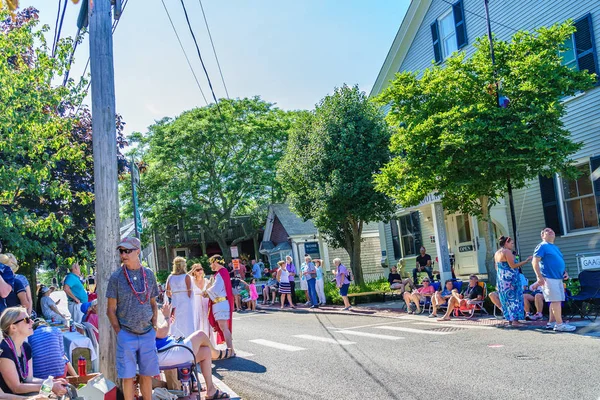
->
<box><xmin>82</xmin><ymin>322</ymin><xmax>99</xmax><ymax>372</ymax></box>
<box><xmin>438</xmin><ymin>280</ymin><xmax>463</xmax><ymax>315</ymax></box>
<box><xmin>418</xmin><ymin>282</ymin><xmax>440</xmax><ymax>313</ymax></box>
<box><xmin>568</xmin><ymin>270</ymin><xmax>600</xmax><ymax>321</ymax></box>
<box><xmin>157</xmin><ymin>344</ymin><xmax>202</xmax><ymax>400</ymax></box>
<box><xmin>454</xmin><ymin>281</ymin><xmax>489</xmax><ymax>318</ymax></box>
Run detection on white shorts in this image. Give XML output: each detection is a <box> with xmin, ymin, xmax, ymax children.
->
<box><xmin>158</xmin><ymin>338</ymin><xmax>194</xmax><ymax>368</ymax></box>
<box><xmin>300</xmin><ymin>279</ymin><xmax>308</xmax><ymax>290</ymax></box>
<box><xmin>212</xmin><ymin>301</ymin><xmax>230</xmax><ymax>321</ymax></box>
<box><xmin>542</xmin><ymin>278</ymin><xmax>565</xmax><ymax>302</ymax></box>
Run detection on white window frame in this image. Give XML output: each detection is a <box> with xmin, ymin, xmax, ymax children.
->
<box><xmin>556</xmin><ymin>160</ymin><xmax>600</xmax><ymax>234</ymax></box>
<box><xmin>438</xmin><ymin>9</ymin><xmax>457</xmax><ymax>60</ymax></box>
<box><xmin>173</xmin><ymin>247</ymin><xmax>189</xmax><ymax>258</ymax></box>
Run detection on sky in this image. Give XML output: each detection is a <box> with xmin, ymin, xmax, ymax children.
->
<box><xmin>26</xmin><ymin>0</ymin><xmax>410</xmax><ymax>136</ymax></box>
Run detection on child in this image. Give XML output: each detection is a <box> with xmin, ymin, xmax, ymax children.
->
<box><xmin>248</xmin><ymin>278</ymin><xmax>258</xmax><ymax>311</ymax></box>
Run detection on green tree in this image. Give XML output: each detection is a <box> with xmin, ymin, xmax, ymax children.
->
<box><xmin>278</xmin><ymin>85</ymin><xmax>395</xmax><ymax>285</ymax></box>
<box><xmin>131</xmin><ymin>97</ymin><xmax>294</xmax><ymax>261</ymax></box>
<box><xmin>374</xmin><ymin>22</ymin><xmax>595</xmax><ymax>282</ymax></box>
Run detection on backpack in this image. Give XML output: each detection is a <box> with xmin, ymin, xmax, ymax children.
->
<box><xmin>346</xmin><ymin>267</ymin><xmax>353</xmax><ymax>282</ymax></box>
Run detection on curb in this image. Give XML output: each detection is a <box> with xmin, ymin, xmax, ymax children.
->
<box><xmin>255</xmin><ymin>304</ymin><xmax>409</xmax><ymax>320</ymax></box>
<box><xmin>211</xmin><ymin>374</ymin><xmax>241</xmax><ymax>400</ymax></box>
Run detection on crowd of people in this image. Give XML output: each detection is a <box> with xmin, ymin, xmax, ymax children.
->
<box><xmin>386</xmin><ymin>228</ymin><xmax>576</xmax><ymax>332</ymax></box>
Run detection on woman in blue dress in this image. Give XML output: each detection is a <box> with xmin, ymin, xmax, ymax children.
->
<box><xmin>494</xmin><ymin>236</ymin><xmax>532</xmax><ymax>326</ymax></box>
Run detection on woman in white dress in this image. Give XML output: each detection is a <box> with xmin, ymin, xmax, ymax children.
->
<box><xmin>189</xmin><ymin>263</ymin><xmax>216</xmax><ymax>346</ymax></box>
<box><xmin>166</xmin><ymin>257</ymin><xmax>195</xmax><ymax>337</ymax></box>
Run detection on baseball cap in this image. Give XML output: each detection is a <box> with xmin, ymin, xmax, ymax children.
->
<box><xmin>117</xmin><ymin>237</ymin><xmax>141</xmax><ymax>250</ymax></box>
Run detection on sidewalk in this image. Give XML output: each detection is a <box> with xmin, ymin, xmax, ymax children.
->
<box><xmin>254</xmin><ymin>299</ymin><xmax>600</xmax><ymax>335</ymax></box>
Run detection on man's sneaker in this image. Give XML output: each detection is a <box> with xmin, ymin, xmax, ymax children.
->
<box><xmin>545</xmin><ymin>322</ymin><xmax>555</xmax><ymax>330</ymax></box>
<box><xmin>553</xmin><ymin>323</ymin><xmax>576</xmax><ymax>332</ymax></box>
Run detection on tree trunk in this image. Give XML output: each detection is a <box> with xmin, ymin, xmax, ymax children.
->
<box><xmin>214</xmin><ymin>234</ymin><xmax>232</xmax><ymax>263</ymax></box>
<box><xmin>347</xmin><ymin>220</ymin><xmax>364</xmax><ymax>285</ymax></box>
<box><xmin>480</xmin><ymin>196</ymin><xmax>497</xmax><ymax>286</ymax></box>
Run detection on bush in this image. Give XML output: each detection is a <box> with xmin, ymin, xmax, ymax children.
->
<box><xmin>323</xmin><ymin>277</ymin><xmax>391</xmax><ymax>305</ymax></box>
<box><xmin>187</xmin><ymin>256</ymin><xmax>211</xmax><ymax>276</ymax></box>
<box><xmin>156</xmin><ymin>270</ymin><xmax>169</xmax><ymax>284</ymax></box>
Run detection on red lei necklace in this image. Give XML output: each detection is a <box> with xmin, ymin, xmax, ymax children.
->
<box><xmin>5</xmin><ymin>337</ymin><xmax>28</xmax><ymax>381</ymax></box>
<box><xmin>122</xmin><ymin>265</ymin><xmax>149</xmax><ymax>304</ymax></box>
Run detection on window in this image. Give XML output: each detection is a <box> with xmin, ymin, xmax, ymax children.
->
<box><xmin>560</xmin><ymin>14</ymin><xmax>598</xmax><ymax>77</ymax></box>
<box><xmin>560</xmin><ymin>35</ymin><xmax>577</xmax><ymax>70</ymax></box>
<box><xmin>455</xmin><ymin>215</ymin><xmax>472</xmax><ymax>243</ymax></box>
<box><xmin>562</xmin><ymin>163</ymin><xmax>599</xmax><ymax>231</ymax></box>
<box><xmin>398</xmin><ymin>212</ymin><xmax>422</xmax><ymax>257</ymax></box>
<box><xmin>430</xmin><ymin>0</ymin><xmax>467</xmax><ymax>63</ymax></box>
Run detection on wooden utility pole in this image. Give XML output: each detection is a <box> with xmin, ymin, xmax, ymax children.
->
<box><xmin>89</xmin><ymin>0</ymin><xmax>119</xmax><ymax>382</ymax></box>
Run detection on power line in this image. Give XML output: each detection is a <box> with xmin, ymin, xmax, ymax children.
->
<box><xmin>52</xmin><ymin>0</ymin><xmax>69</xmax><ymax>57</ymax></box>
<box><xmin>160</xmin><ymin>0</ymin><xmax>208</xmax><ymax>105</ymax></box>
<box><xmin>52</xmin><ymin>0</ymin><xmax>62</xmax><ymax>56</ymax></box>
<box><xmin>198</xmin><ymin>0</ymin><xmax>229</xmax><ymax>99</ymax></box>
<box><xmin>440</xmin><ymin>0</ymin><xmax>519</xmax><ymax>33</ymax></box>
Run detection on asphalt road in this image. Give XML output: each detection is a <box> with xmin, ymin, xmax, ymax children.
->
<box><xmin>214</xmin><ymin>310</ymin><xmax>600</xmax><ymax>400</ymax></box>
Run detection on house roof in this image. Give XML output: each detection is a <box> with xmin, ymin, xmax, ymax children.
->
<box><xmin>271</xmin><ymin>204</ymin><xmax>318</xmax><ymax>237</ymax></box>
<box><xmin>370</xmin><ymin>0</ymin><xmax>432</xmax><ymax>98</ymax></box>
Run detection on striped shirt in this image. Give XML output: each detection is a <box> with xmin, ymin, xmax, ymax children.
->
<box><xmin>29</xmin><ymin>326</ymin><xmax>67</xmax><ymax>379</ymax></box>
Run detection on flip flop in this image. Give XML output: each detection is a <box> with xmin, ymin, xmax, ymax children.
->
<box><xmin>206</xmin><ymin>389</ymin><xmax>230</xmax><ymax>399</ymax></box>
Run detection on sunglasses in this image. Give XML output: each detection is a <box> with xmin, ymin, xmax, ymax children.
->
<box><xmin>14</xmin><ymin>317</ymin><xmax>32</xmax><ymax>325</ymax></box>
<box><xmin>119</xmin><ymin>248</ymin><xmax>135</xmax><ymax>254</ymax></box>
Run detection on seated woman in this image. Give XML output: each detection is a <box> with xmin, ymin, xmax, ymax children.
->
<box><xmin>155</xmin><ymin>303</ymin><xmax>230</xmax><ymax>399</ymax></box>
<box><xmin>402</xmin><ymin>278</ymin><xmax>435</xmax><ymax>314</ymax></box>
<box><xmin>28</xmin><ymin>321</ymin><xmax>76</xmax><ymax>379</ymax></box>
<box><xmin>430</xmin><ymin>280</ymin><xmax>454</xmax><ymax>317</ymax></box>
<box><xmin>262</xmin><ymin>276</ymin><xmax>278</xmax><ymax>305</ymax></box>
<box><xmin>36</xmin><ymin>286</ymin><xmax>66</xmax><ymax>325</ymax></box>
<box><xmin>0</xmin><ymin>307</ymin><xmax>68</xmax><ymax>396</ymax></box>
<box><xmin>81</xmin><ymin>300</ymin><xmax>99</xmax><ymax>342</ymax></box>
<box><xmin>388</xmin><ymin>266</ymin><xmax>413</xmax><ymax>293</ymax></box>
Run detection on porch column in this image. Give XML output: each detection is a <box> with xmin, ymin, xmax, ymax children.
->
<box><xmin>431</xmin><ymin>202</ymin><xmax>452</xmax><ymax>283</ymax></box>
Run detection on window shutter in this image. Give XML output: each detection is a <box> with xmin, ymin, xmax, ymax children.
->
<box><xmin>411</xmin><ymin>211</ymin><xmax>422</xmax><ymax>251</ymax></box>
<box><xmin>591</xmin><ymin>156</ymin><xmax>600</xmax><ymax>224</ymax></box>
<box><xmin>453</xmin><ymin>0</ymin><xmax>468</xmax><ymax>49</ymax></box>
<box><xmin>390</xmin><ymin>220</ymin><xmax>403</xmax><ymax>260</ymax></box>
<box><xmin>574</xmin><ymin>14</ymin><xmax>599</xmax><ymax>79</ymax></box>
<box><xmin>431</xmin><ymin>21</ymin><xmax>442</xmax><ymax>63</ymax></box>
<box><xmin>538</xmin><ymin>175</ymin><xmax>563</xmax><ymax>235</ymax></box>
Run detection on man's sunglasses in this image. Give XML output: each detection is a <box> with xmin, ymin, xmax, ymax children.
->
<box><xmin>14</xmin><ymin>317</ymin><xmax>32</xmax><ymax>325</ymax></box>
<box><xmin>119</xmin><ymin>248</ymin><xmax>135</xmax><ymax>254</ymax></box>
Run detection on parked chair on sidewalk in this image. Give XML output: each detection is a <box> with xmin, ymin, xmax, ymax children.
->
<box><xmin>568</xmin><ymin>270</ymin><xmax>600</xmax><ymax>321</ymax></box>
<box><xmin>438</xmin><ymin>280</ymin><xmax>463</xmax><ymax>315</ymax></box>
<box><xmin>454</xmin><ymin>281</ymin><xmax>488</xmax><ymax>318</ymax></box>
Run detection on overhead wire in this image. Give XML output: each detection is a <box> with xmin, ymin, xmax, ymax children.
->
<box><xmin>52</xmin><ymin>0</ymin><xmax>63</xmax><ymax>56</ymax></box>
<box><xmin>197</xmin><ymin>0</ymin><xmax>229</xmax><ymax>99</ymax></box>
<box><xmin>160</xmin><ymin>0</ymin><xmax>208</xmax><ymax>105</ymax></box>
<box><xmin>52</xmin><ymin>0</ymin><xmax>69</xmax><ymax>57</ymax></box>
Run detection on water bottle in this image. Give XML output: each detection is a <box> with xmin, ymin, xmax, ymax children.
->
<box><xmin>178</xmin><ymin>368</ymin><xmax>191</xmax><ymax>396</ymax></box>
<box><xmin>78</xmin><ymin>356</ymin><xmax>87</xmax><ymax>376</ymax></box>
<box><xmin>40</xmin><ymin>376</ymin><xmax>53</xmax><ymax>396</ymax></box>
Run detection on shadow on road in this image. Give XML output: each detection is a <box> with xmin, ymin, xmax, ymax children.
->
<box><xmin>212</xmin><ymin>357</ymin><xmax>267</xmax><ymax>378</ymax></box>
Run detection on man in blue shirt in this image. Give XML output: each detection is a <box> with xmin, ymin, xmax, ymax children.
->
<box><xmin>532</xmin><ymin>228</ymin><xmax>575</xmax><ymax>332</ymax></box>
<box><xmin>251</xmin><ymin>259</ymin><xmax>263</xmax><ymax>280</ymax></box>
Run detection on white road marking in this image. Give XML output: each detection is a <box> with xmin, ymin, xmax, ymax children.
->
<box><xmin>249</xmin><ymin>339</ymin><xmax>306</xmax><ymax>352</ymax></box>
<box><xmin>293</xmin><ymin>334</ymin><xmax>355</xmax><ymax>345</ymax></box>
<box><xmin>233</xmin><ymin>350</ymin><xmax>254</xmax><ymax>358</ymax></box>
<box><xmin>333</xmin><ymin>330</ymin><xmax>404</xmax><ymax>340</ymax></box>
<box><xmin>374</xmin><ymin>326</ymin><xmax>453</xmax><ymax>335</ymax></box>
<box><xmin>412</xmin><ymin>322</ymin><xmax>493</xmax><ymax>330</ymax></box>
<box><xmin>326</xmin><ymin>320</ymin><xmax>408</xmax><ymax>331</ymax></box>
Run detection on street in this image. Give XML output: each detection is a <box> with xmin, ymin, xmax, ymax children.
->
<box><xmin>215</xmin><ymin>310</ymin><xmax>600</xmax><ymax>400</ymax></box>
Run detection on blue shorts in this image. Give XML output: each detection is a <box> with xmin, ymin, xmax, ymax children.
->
<box><xmin>339</xmin><ymin>283</ymin><xmax>350</xmax><ymax>297</ymax></box>
<box><xmin>116</xmin><ymin>329</ymin><xmax>160</xmax><ymax>379</ymax></box>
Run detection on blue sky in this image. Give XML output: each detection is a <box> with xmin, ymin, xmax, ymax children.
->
<box><xmin>27</xmin><ymin>0</ymin><xmax>410</xmax><ymax>135</ymax></box>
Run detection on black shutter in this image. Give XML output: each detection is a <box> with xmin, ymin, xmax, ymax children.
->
<box><xmin>453</xmin><ymin>0</ymin><xmax>467</xmax><ymax>49</ymax></box>
<box><xmin>390</xmin><ymin>220</ymin><xmax>402</xmax><ymax>260</ymax></box>
<box><xmin>431</xmin><ymin>21</ymin><xmax>442</xmax><ymax>63</ymax></box>
<box><xmin>539</xmin><ymin>175</ymin><xmax>563</xmax><ymax>235</ymax></box>
<box><xmin>411</xmin><ymin>211</ymin><xmax>422</xmax><ymax>252</ymax></box>
<box><xmin>591</xmin><ymin>156</ymin><xmax>600</xmax><ymax>225</ymax></box>
<box><xmin>574</xmin><ymin>14</ymin><xmax>599</xmax><ymax>79</ymax></box>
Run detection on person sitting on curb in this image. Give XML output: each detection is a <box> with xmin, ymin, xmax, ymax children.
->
<box><xmin>437</xmin><ymin>275</ymin><xmax>483</xmax><ymax>321</ymax></box>
<box><xmin>430</xmin><ymin>280</ymin><xmax>454</xmax><ymax>317</ymax></box>
<box><xmin>519</xmin><ymin>269</ymin><xmax>544</xmax><ymax>321</ymax></box>
<box><xmin>388</xmin><ymin>266</ymin><xmax>413</xmax><ymax>293</ymax></box>
<box><xmin>403</xmin><ymin>277</ymin><xmax>435</xmax><ymax>314</ymax></box>
<box><xmin>155</xmin><ymin>303</ymin><xmax>231</xmax><ymax>399</ymax></box>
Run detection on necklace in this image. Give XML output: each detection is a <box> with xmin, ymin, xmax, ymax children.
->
<box><xmin>5</xmin><ymin>337</ymin><xmax>28</xmax><ymax>381</ymax></box>
<box><xmin>122</xmin><ymin>265</ymin><xmax>149</xmax><ymax>304</ymax></box>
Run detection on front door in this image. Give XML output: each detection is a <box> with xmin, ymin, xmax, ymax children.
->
<box><xmin>446</xmin><ymin>214</ymin><xmax>478</xmax><ymax>275</ymax></box>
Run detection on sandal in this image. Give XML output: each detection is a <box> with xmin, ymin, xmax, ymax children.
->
<box><xmin>206</xmin><ymin>389</ymin><xmax>230</xmax><ymax>399</ymax></box>
<box><xmin>213</xmin><ymin>348</ymin><xmax>231</xmax><ymax>360</ymax></box>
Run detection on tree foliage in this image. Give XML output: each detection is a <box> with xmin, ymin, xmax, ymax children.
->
<box><xmin>374</xmin><ymin>22</ymin><xmax>595</xmax><ymax>281</ymax></box>
<box><xmin>0</xmin><ymin>8</ymin><xmax>127</xmax><ymax>278</ymax></box>
<box><xmin>278</xmin><ymin>85</ymin><xmax>395</xmax><ymax>284</ymax></box>
<box><xmin>131</xmin><ymin>97</ymin><xmax>295</xmax><ymax>261</ymax></box>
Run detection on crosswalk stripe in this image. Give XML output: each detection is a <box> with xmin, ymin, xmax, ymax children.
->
<box><xmin>249</xmin><ymin>339</ymin><xmax>306</xmax><ymax>352</ymax></box>
<box><xmin>412</xmin><ymin>322</ymin><xmax>493</xmax><ymax>330</ymax></box>
<box><xmin>333</xmin><ymin>330</ymin><xmax>404</xmax><ymax>340</ymax></box>
<box><xmin>234</xmin><ymin>350</ymin><xmax>255</xmax><ymax>357</ymax></box>
<box><xmin>293</xmin><ymin>334</ymin><xmax>355</xmax><ymax>345</ymax></box>
<box><xmin>374</xmin><ymin>326</ymin><xmax>453</xmax><ymax>335</ymax></box>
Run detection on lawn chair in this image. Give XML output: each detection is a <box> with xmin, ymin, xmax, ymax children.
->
<box><xmin>418</xmin><ymin>282</ymin><xmax>440</xmax><ymax>313</ymax></box>
<box><xmin>568</xmin><ymin>270</ymin><xmax>600</xmax><ymax>321</ymax></box>
<box><xmin>157</xmin><ymin>344</ymin><xmax>202</xmax><ymax>400</ymax></box>
<box><xmin>81</xmin><ymin>322</ymin><xmax>99</xmax><ymax>372</ymax></box>
<box><xmin>438</xmin><ymin>280</ymin><xmax>463</xmax><ymax>315</ymax></box>
<box><xmin>454</xmin><ymin>281</ymin><xmax>488</xmax><ymax>318</ymax></box>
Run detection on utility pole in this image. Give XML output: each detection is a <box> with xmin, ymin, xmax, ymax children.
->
<box><xmin>89</xmin><ymin>0</ymin><xmax>119</xmax><ymax>382</ymax></box>
<box><xmin>484</xmin><ymin>0</ymin><xmax>520</xmax><ymax>256</ymax></box>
